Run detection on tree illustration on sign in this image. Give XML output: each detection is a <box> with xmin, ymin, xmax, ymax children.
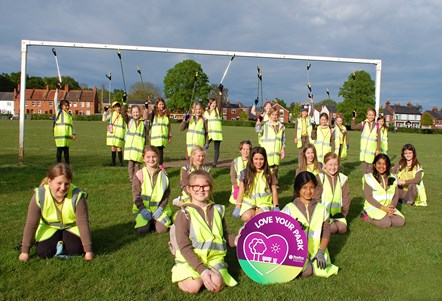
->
<box><xmin>249</xmin><ymin>238</ymin><xmax>267</xmax><ymax>261</ymax></box>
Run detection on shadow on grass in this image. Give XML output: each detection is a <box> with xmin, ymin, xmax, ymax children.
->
<box><xmin>342</xmin><ymin>160</ymin><xmax>362</xmax><ymax>176</ymax></box>
<box><xmin>329</xmin><ymin>196</ymin><xmax>364</xmax><ymax>262</ymax></box>
<box><xmin>92</xmin><ymin>221</ymin><xmax>138</xmax><ymax>255</ymax></box>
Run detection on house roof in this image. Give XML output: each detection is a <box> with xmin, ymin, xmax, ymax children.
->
<box><xmin>0</xmin><ymin>92</ymin><xmax>14</xmax><ymax>101</ymax></box>
<box><xmin>17</xmin><ymin>88</ymin><xmax>97</xmax><ymax>102</ymax></box>
<box><xmin>384</xmin><ymin>105</ymin><xmax>421</xmax><ymax>115</ymax></box>
<box><xmin>425</xmin><ymin>110</ymin><xmax>442</xmax><ymax>120</ymax></box>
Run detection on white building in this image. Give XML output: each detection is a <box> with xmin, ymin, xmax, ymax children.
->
<box><xmin>0</xmin><ymin>92</ymin><xmax>14</xmax><ymax>115</ymax></box>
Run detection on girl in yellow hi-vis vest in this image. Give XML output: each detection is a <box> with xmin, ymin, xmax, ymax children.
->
<box><xmin>316</xmin><ymin>152</ymin><xmax>351</xmax><ymax>234</ymax></box>
<box><xmin>233</xmin><ymin>146</ymin><xmax>279</xmax><ymax>222</ymax></box>
<box><xmin>203</xmin><ymin>85</ymin><xmax>224</xmax><ymax>168</ymax></box>
<box><xmin>255</xmin><ymin>106</ymin><xmax>286</xmax><ymax>179</ymax></box>
<box><xmin>173</xmin><ymin>146</ymin><xmax>211</xmax><ymax>207</ymax></box>
<box><xmin>229</xmin><ymin>140</ymin><xmax>252</xmax><ymax>205</ymax></box>
<box><xmin>294</xmin><ymin>97</ymin><xmax>314</xmax><ymax>159</ymax></box>
<box><xmin>351</xmin><ymin>108</ymin><xmax>381</xmax><ymax>175</ymax></box>
<box><xmin>53</xmin><ymin>97</ymin><xmax>76</xmax><ymax>165</ymax></box>
<box><xmin>124</xmin><ymin>105</ymin><xmax>148</xmax><ymax>182</ymax></box>
<box><xmin>281</xmin><ymin>171</ymin><xmax>339</xmax><ymax>278</ymax></box>
<box><xmin>296</xmin><ymin>144</ymin><xmax>322</xmax><ymax>178</ymax></box>
<box><xmin>377</xmin><ymin>115</ymin><xmax>388</xmax><ymax>154</ymax></box>
<box><xmin>132</xmin><ymin>145</ymin><xmax>172</xmax><ymax>234</ymax></box>
<box><xmin>102</xmin><ymin>100</ymin><xmax>128</xmax><ymax>166</ymax></box>
<box><xmin>391</xmin><ymin>144</ymin><xmax>427</xmax><ymax>206</ymax></box>
<box><xmin>180</xmin><ymin>102</ymin><xmax>208</xmax><ymax>158</ymax></box>
<box><xmin>333</xmin><ymin>116</ymin><xmax>349</xmax><ymax>159</ymax></box>
<box><xmin>18</xmin><ymin>163</ymin><xmax>93</xmax><ymax>262</ymax></box>
<box><xmin>312</xmin><ymin>112</ymin><xmax>334</xmax><ymax>165</ymax></box>
<box><xmin>147</xmin><ymin>98</ymin><xmax>172</xmax><ymax>169</ymax></box>
<box><xmin>172</xmin><ymin>170</ymin><xmax>238</xmax><ymax>293</ymax></box>
<box><xmin>361</xmin><ymin>154</ymin><xmax>405</xmax><ymax>228</ymax></box>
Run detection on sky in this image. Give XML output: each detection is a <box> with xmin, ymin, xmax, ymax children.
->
<box><xmin>1</xmin><ymin>0</ymin><xmax>441</xmax><ymax>111</ymax></box>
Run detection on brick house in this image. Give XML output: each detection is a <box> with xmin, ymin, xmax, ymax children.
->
<box><xmin>223</xmin><ymin>100</ymin><xmax>250</xmax><ymax>120</ymax></box>
<box><xmin>14</xmin><ymin>85</ymin><xmax>99</xmax><ymax>116</ymax></box>
<box><xmin>382</xmin><ymin>100</ymin><xmax>421</xmax><ymax>128</ymax></box>
<box><xmin>423</xmin><ymin>107</ymin><xmax>442</xmax><ymax>129</ymax></box>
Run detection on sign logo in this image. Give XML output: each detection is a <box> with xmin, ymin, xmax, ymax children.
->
<box><xmin>237</xmin><ymin>211</ymin><xmax>307</xmax><ymax>284</ymax></box>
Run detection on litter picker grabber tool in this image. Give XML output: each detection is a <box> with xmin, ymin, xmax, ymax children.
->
<box><xmin>117</xmin><ymin>49</ymin><xmax>127</xmax><ymax>99</ymax></box>
<box><xmin>137</xmin><ymin>65</ymin><xmax>148</xmax><ymax>98</ymax></box>
<box><xmin>220</xmin><ymin>54</ymin><xmax>236</xmax><ymax>85</ymax></box>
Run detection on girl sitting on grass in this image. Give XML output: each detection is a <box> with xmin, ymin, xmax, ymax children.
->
<box><xmin>233</xmin><ymin>146</ymin><xmax>279</xmax><ymax>222</ymax></box>
<box><xmin>132</xmin><ymin>145</ymin><xmax>172</xmax><ymax>234</ymax></box>
<box><xmin>172</xmin><ymin>170</ymin><xmax>238</xmax><ymax>293</ymax></box>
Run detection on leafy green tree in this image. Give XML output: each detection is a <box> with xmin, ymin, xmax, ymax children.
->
<box><xmin>316</xmin><ymin>99</ymin><xmax>337</xmax><ymax>107</ymax></box>
<box><xmin>0</xmin><ymin>73</ymin><xmax>15</xmax><ymax>91</ymax></box>
<box><xmin>129</xmin><ymin>82</ymin><xmax>162</xmax><ymax>101</ymax></box>
<box><xmin>289</xmin><ymin>102</ymin><xmax>302</xmax><ymax>122</ymax></box>
<box><xmin>421</xmin><ymin>112</ymin><xmax>434</xmax><ymax>127</ymax></box>
<box><xmin>337</xmin><ymin>70</ymin><xmax>375</xmax><ymax>123</ymax></box>
<box><xmin>163</xmin><ymin>60</ymin><xmax>210</xmax><ymax>112</ymax></box>
<box><xmin>208</xmin><ymin>83</ymin><xmax>229</xmax><ymax>101</ymax></box>
<box><xmin>45</xmin><ymin>76</ymin><xmax>81</xmax><ymax>90</ymax></box>
<box><xmin>27</xmin><ymin>76</ymin><xmax>46</xmax><ymax>89</ymax></box>
<box><xmin>112</xmin><ymin>89</ymin><xmax>125</xmax><ymax>103</ymax></box>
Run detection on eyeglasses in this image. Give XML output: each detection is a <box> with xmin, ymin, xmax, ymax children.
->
<box><xmin>189</xmin><ymin>185</ymin><xmax>211</xmax><ymax>192</ymax></box>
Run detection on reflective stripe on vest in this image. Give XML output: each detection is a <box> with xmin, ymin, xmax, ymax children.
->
<box><xmin>363</xmin><ymin>173</ymin><xmax>402</xmax><ymax>219</ymax></box>
<box><xmin>138</xmin><ymin>168</ymin><xmax>169</xmax><ymax>209</ymax></box>
<box><xmin>334</xmin><ymin>125</ymin><xmax>347</xmax><ymax>158</ymax></box>
<box><xmin>259</xmin><ymin>121</ymin><xmax>285</xmax><ymax>166</ymax></box>
<box><xmin>35</xmin><ymin>185</ymin><xmax>84</xmax><ymax>241</ymax></box>
<box><xmin>314</xmin><ymin>127</ymin><xmax>332</xmax><ymax>164</ymax></box>
<box><xmin>243</xmin><ymin>170</ymin><xmax>272</xmax><ymax>208</ymax></box>
<box><xmin>186</xmin><ymin>117</ymin><xmax>206</xmax><ymax>156</ymax></box>
<box><xmin>319</xmin><ymin>173</ymin><xmax>347</xmax><ymax>217</ymax></box>
<box><xmin>124</xmin><ymin>119</ymin><xmax>146</xmax><ymax>162</ymax></box>
<box><xmin>359</xmin><ymin>121</ymin><xmax>378</xmax><ymax>163</ymax></box>
<box><xmin>296</xmin><ymin>117</ymin><xmax>313</xmax><ymax>148</ymax></box>
<box><xmin>204</xmin><ymin>109</ymin><xmax>223</xmax><ymax>141</ymax></box>
<box><xmin>106</xmin><ymin>112</ymin><xmax>126</xmax><ymax>147</ymax></box>
<box><xmin>396</xmin><ymin>165</ymin><xmax>427</xmax><ymax>206</ymax></box>
<box><xmin>54</xmin><ymin>110</ymin><xmax>73</xmax><ymax>147</ymax></box>
<box><xmin>150</xmin><ymin>115</ymin><xmax>170</xmax><ymax>147</ymax></box>
<box><xmin>380</xmin><ymin>128</ymin><xmax>388</xmax><ymax>154</ymax></box>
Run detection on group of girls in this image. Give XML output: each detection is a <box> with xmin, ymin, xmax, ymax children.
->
<box><xmin>102</xmin><ymin>97</ymin><xmax>172</xmax><ymax>181</ymax></box>
<box><xmin>21</xmin><ymin>98</ymin><xmax>427</xmax><ymax>295</ymax></box>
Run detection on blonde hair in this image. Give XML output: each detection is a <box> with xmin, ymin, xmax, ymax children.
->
<box><xmin>189</xmin><ymin>146</ymin><xmax>205</xmax><ymax>167</ymax></box>
<box><xmin>191</xmin><ymin>102</ymin><xmax>204</xmax><ymax>114</ymax></box>
<box><xmin>40</xmin><ymin>163</ymin><xmax>73</xmax><ymax>187</ymax></box>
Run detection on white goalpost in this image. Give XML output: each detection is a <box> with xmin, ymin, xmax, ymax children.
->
<box><xmin>18</xmin><ymin>39</ymin><xmax>382</xmax><ymax>164</ymax></box>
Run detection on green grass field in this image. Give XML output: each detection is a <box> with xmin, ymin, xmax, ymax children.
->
<box><xmin>0</xmin><ymin>120</ymin><xmax>441</xmax><ymax>301</ymax></box>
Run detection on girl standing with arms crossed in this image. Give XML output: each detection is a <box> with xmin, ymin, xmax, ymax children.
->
<box><xmin>361</xmin><ymin>154</ymin><xmax>405</xmax><ymax>228</ymax></box>
<box><xmin>132</xmin><ymin>146</ymin><xmax>172</xmax><ymax>234</ymax></box>
<box><xmin>312</xmin><ymin>112</ymin><xmax>334</xmax><ymax>164</ymax></box>
<box><xmin>233</xmin><ymin>146</ymin><xmax>279</xmax><ymax>222</ymax></box>
<box><xmin>147</xmin><ymin>98</ymin><xmax>172</xmax><ymax>169</ymax></box>
<box><xmin>172</xmin><ymin>170</ymin><xmax>238</xmax><ymax>293</ymax></box>
<box><xmin>19</xmin><ymin>163</ymin><xmax>93</xmax><ymax>261</ymax></box>
<box><xmin>173</xmin><ymin>146</ymin><xmax>211</xmax><ymax>207</ymax></box>
<box><xmin>351</xmin><ymin>108</ymin><xmax>381</xmax><ymax>175</ymax></box>
<box><xmin>281</xmin><ymin>171</ymin><xmax>339</xmax><ymax>277</ymax></box>
<box><xmin>103</xmin><ymin>100</ymin><xmax>128</xmax><ymax>166</ymax></box>
<box><xmin>333</xmin><ymin>115</ymin><xmax>349</xmax><ymax>159</ymax></box>
<box><xmin>228</xmin><ymin>140</ymin><xmax>252</xmax><ymax>205</ymax></box>
<box><xmin>392</xmin><ymin>144</ymin><xmax>427</xmax><ymax>206</ymax></box>
<box><xmin>124</xmin><ymin>105</ymin><xmax>148</xmax><ymax>182</ymax></box>
<box><xmin>203</xmin><ymin>86</ymin><xmax>223</xmax><ymax>167</ymax></box>
<box><xmin>255</xmin><ymin>106</ymin><xmax>286</xmax><ymax>178</ymax></box>
<box><xmin>180</xmin><ymin>102</ymin><xmax>208</xmax><ymax>159</ymax></box>
<box><xmin>316</xmin><ymin>152</ymin><xmax>351</xmax><ymax>234</ymax></box>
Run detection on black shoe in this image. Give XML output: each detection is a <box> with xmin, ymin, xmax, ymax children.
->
<box><xmin>111</xmin><ymin>162</ymin><xmax>116</xmax><ymax>167</ymax></box>
<box><xmin>120</xmin><ymin>163</ymin><xmax>124</xmax><ymax>167</ymax></box>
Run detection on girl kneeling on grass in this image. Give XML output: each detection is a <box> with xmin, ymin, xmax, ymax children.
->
<box><xmin>233</xmin><ymin>146</ymin><xmax>279</xmax><ymax>222</ymax></box>
<box><xmin>281</xmin><ymin>171</ymin><xmax>338</xmax><ymax>277</ymax></box>
<box><xmin>316</xmin><ymin>152</ymin><xmax>351</xmax><ymax>234</ymax></box>
<box><xmin>173</xmin><ymin>146</ymin><xmax>211</xmax><ymax>207</ymax></box>
<box><xmin>132</xmin><ymin>145</ymin><xmax>172</xmax><ymax>234</ymax></box>
<box><xmin>391</xmin><ymin>144</ymin><xmax>427</xmax><ymax>206</ymax></box>
<box><xmin>19</xmin><ymin>163</ymin><xmax>93</xmax><ymax>262</ymax></box>
<box><xmin>228</xmin><ymin>140</ymin><xmax>252</xmax><ymax>205</ymax></box>
<box><xmin>172</xmin><ymin>170</ymin><xmax>238</xmax><ymax>293</ymax></box>
<box><xmin>361</xmin><ymin>154</ymin><xmax>405</xmax><ymax>228</ymax></box>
